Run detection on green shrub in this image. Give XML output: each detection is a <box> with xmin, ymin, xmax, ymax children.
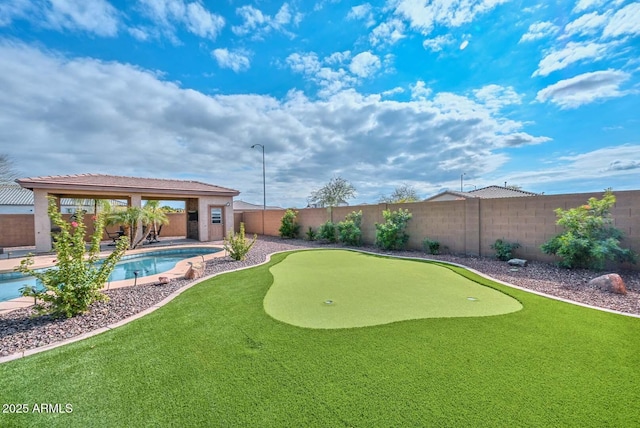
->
<box><xmin>337</xmin><ymin>210</ymin><xmax>363</xmax><ymax>246</ymax></box>
<box><xmin>17</xmin><ymin>197</ymin><xmax>129</xmax><ymax>318</ymax></box>
<box><xmin>423</xmin><ymin>238</ymin><xmax>440</xmax><ymax>255</ymax></box>
<box><xmin>375</xmin><ymin>208</ymin><xmax>412</xmax><ymax>250</ymax></box>
<box><xmin>540</xmin><ymin>189</ymin><xmax>637</xmax><ymax>270</ymax></box>
<box><xmin>305</xmin><ymin>226</ymin><xmax>317</xmax><ymax>241</ymax></box>
<box><xmin>279</xmin><ymin>209</ymin><xmax>300</xmax><ymax>238</ymax></box>
<box><xmin>224</xmin><ymin>223</ymin><xmax>257</xmax><ymax>261</ymax></box>
<box><xmin>318</xmin><ymin>221</ymin><xmax>337</xmax><ymax>243</ymax></box>
<box><xmin>491</xmin><ymin>239</ymin><xmax>520</xmax><ymax>261</ymax></box>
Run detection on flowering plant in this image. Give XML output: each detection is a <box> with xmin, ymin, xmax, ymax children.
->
<box><xmin>17</xmin><ymin>197</ymin><xmax>129</xmax><ymax>318</ymax></box>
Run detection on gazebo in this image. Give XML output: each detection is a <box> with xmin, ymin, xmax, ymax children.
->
<box><xmin>16</xmin><ymin>174</ymin><xmax>240</xmax><ymax>252</ymax></box>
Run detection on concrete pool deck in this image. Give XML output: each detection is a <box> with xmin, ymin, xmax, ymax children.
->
<box><xmin>0</xmin><ymin>238</ymin><xmax>226</xmax><ymax>314</ymax></box>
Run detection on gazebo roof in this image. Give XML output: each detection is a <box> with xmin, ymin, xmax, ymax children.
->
<box><xmin>16</xmin><ymin>174</ymin><xmax>240</xmax><ymax>197</ymax></box>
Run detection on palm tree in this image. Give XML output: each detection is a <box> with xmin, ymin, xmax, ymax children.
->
<box><xmin>142</xmin><ymin>200</ymin><xmax>169</xmax><ymax>243</ymax></box>
<box><xmin>105</xmin><ymin>201</ymin><xmax>169</xmax><ymax>249</ymax></box>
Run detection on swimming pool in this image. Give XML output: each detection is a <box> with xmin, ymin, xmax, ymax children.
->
<box><xmin>0</xmin><ymin>247</ymin><xmax>221</xmax><ymax>302</ymax></box>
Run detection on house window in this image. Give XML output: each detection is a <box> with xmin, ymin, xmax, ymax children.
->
<box><xmin>211</xmin><ymin>208</ymin><xmax>222</xmax><ymax>224</ymax></box>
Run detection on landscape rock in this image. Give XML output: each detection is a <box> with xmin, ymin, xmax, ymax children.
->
<box><xmin>508</xmin><ymin>258</ymin><xmax>528</xmax><ymax>267</ymax></box>
<box><xmin>184</xmin><ymin>263</ymin><xmax>205</xmax><ymax>280</ymax></box>
<box><xmin>158</xmin><ymin>276</ymin><xmax>171</xmax><ymax>285</ymax></box>
<box><xmin>588</xmin><ymin>273</ymin><xmax>627</xmax><ymax>295</ymax></box>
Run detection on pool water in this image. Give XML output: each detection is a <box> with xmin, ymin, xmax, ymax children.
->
<box><xmin>0</xmin><ymin>247</ymin><xmax>221</xmax><ymax>302</ymax></box>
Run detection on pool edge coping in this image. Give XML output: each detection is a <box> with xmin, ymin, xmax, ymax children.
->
<box><xmin>1</xmin><ymin>247</ymin><xmax>638</xmax><ymax>365</ymax></box>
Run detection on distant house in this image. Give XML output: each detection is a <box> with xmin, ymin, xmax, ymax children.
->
<box><xmin>425</xmin><ymin>185</ymin><xmax>539</xmax><ymax>202</ymax></box>
<box><xmin>0</xmin><ymin>184</ymin><xmax>126</xmax><ymax>214</ymax></box>
<box><xmin>233</xmin><ymin>200</ymin><xmax>282</xmax><ymax>212</ymax></box>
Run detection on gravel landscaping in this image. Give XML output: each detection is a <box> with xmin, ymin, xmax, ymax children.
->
<box><xmin>2</xmin><ymin>237</ymin><xmax>639</xmax><ymax>357</ymax></box>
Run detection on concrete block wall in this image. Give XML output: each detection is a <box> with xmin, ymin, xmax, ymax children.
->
<box><xmin>0</xmin><ymin>215</ymin><xmax>35</xmax><ymax>247</ymax></box>
<box><xmin>237</xmin><ymin>189</ymin><xmax>640</xmax><ymax>269</ymax></box>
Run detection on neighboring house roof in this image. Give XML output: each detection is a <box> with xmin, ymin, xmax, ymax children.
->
<box><xmin>233</xmin><ymin>200</ymin><xmax>282</xmax><ymax>211</ymax></box>
<box><xmin>16</xmin><ymin>173</ymin><xmax>239</xmax><ymax>197</ymax></box>
<box><xmin>0</xmin><ymin>185</ymin><xmax>127</xmax><ymax>207</ymax></box>
<box><xmin>426</xmin><ymin>185</ymin><xmax>539</xmax><ymax>202</ymax></box>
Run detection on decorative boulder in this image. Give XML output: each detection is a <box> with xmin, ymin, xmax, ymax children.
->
<box><xmin>507</xmin><ymin>258</ymin><xmax>528</xmax><ymax>267</ymax></box>
<box><xmin>588</xmin><ymin>273</ymin><xmax>627</xmax><ymax>295</ymax></box>
<box><xmin>158</xmin><ymin>276</ymin><xmax>171</xmax><ymax>285</ymax></box>
<box><xmin>184</xmin><ymin>262</ymin><xmax>205</xmax><ymax>280</ymax></box>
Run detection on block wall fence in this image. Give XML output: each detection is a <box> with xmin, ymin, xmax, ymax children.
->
<box><xmin>236</xmin><ymin>190</ymin><xmax>640</xmax><ymax>269</ymax></box>
<box><xmin>0</xmin><ymin>213</ymin><xmax>187</xmax><ymax>248</ymax></box>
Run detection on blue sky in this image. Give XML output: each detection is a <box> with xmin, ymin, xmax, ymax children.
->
<box><xmin>0</xmin><ymin>0</ymin><xmax>638</xmax><ymax>207</ymax></box>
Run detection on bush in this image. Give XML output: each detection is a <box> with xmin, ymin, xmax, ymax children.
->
<box><xmin>375</xmin><ymin>208</ymin><xmax>412</xmax><ymax>250</ymax></box>
<box><xmin>540</xmin><ymin>189</ymin><xmax>637</xmax><ymax>270</ymax></box>
<box><xmin>491</xmin><ymin>239</ymin><xmax>520</xmax><ymax>261</ymax></box>
<box><xmin>305</xmin><ymin>226</ymin><xmax>317</xmax><ymax>241</ymax></box>
<box><xmin>423</xmin><ymin>238</ymin><xmax>440</xmax><ymax>255</ymax></box>
<box><xmin>318</xmin><ymin>221</ymin><xmax>337</xmax><ymax>243</ymax></box>
<box><xmin>337</xmin><ymin>210</ymin><xmax>363</xmax><ymax>246</ymax></box>
<box><xmin>224</xmin><ymin>223</ymin><xmax>257</xmax><ymax>261</ymax></box>
<box><xmin>279</xmin><ymin>209</ymin><xmax>300</xmax><ymax>238</ymax></box>
<box><xmin>17</xmin><ymin>197</ymin><xmax>129</xmax><ymax>318</ymax></box>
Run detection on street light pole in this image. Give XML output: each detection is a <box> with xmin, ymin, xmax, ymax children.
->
<box><xmin>251</xmin><ymin>144</ymin><xmax>266</xmax><ymax>235</ymax></box>
<box><xmin>460</xmin><ymin>173</ymin><xmax>466</xmax><ymax>192</ymax></box>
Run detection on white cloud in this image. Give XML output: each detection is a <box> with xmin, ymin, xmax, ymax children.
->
<box><xmin>347</xmin><ymin>3</ymin><xmax>375</xmax><ymax>27</ymax></box>
<box><xmin>422</xmin><ymin>34</ymin><xmax>454</xmax><ymax>52</ymax></box>
<box><xmin>533</xmin><ymin>41</ymin><xmax>615</xmax><ymax>77</ymax></box>
<box><xmin>519</xmin><ymin>21</ymin><xmax>559</xmax><ymax>43</ymax></box>
<box><xmin>185</xmin><ymin>2</ymin><xmax>225</xmax><ymax>38</ymax></box>
<box><xmin>349</xmin><ymin>52</ymin><xmax>381</xmax><ymax>78</ymax></box>
<box><xmin>286</xmin><ymin>52</ymin><xmax>321</xmax><ymax>74</ymax></box>
<box><xmin>325</xmin><ymin>51</ymin><xmax>352</xmax><ymax>65</ymax></box>
<box><xmin>602</xmin><ymin>3</ymin><xmax>640</xmax><ymax>38</ymax></box>
<box><xmin>0</xmin><ymin>0</ymin><xmax>120</xmax><ymax>36</ymax></box>
<box><xmin>536</xmin><ymin>69</ymin><xmax>630</xmax><ymax>109</ymax></box>
<box><xmin>392</xmin><ymin>0</ymin><xmax>509</xmax><ymax>35</ymax></box>
<box><xmin>473</xmin><ymin>85</ymin><xmax>522</xmax><ymax>111</ymax></box>
<box><xmin>232</xmin><ymin>3</ymin><xmax>298</xmax><ymax>38</ymax></box>
<box><xmin>369</xmin><ymin>19</ymin><xmax>405</xmax><ymax>46</ymax></box>
<box><xmin>0</xmin><ymin>42</ymin><xmax>552</xmax><ymax>206</ymax></box>
<box><xmin>572</xmin><ymin>0</ymin><xmax>605</xmax><ymax>14</ymax></box>
<box><xmin>564</xmin><ymin>11</ymin><xmax>608</xmax><ymax>37</ymax></box>
<box><xmin>138</xmin><ymin>0</ymin><xmax>224</xmax><ymax>40</ymax></box>
<box><xmin>459</xmin><ymin>40</ymin><xmax>469</xmax><ymax>50</ymax></box>
<box><xmin>410</xmin><ymin>80</ymin><xmax>432</xmax><ymax>100</ymax></box>
<box><xmin>606</xmin><ymin>160</ymin><xmax>640</xmax><ymax>171</ymax></box>
<box><xmin>382</xmin><ymin>87</ymin><xmax>404</xmax><ymax>97</ymax></box>
<box><xmin>128</xmin><ymin>27</ymin><xmax>149</xmax><ymax>41</ymax></box>
<box><xmin>212</xmin><ymin>48</ymin><xmax>251</xmax><ymax>73</ymax></box>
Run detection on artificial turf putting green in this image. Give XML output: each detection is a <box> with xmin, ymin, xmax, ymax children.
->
<box><xmin>264</xmin><ymin>250</ymin><xmax>522</xmax><ymax>328</ymax></box>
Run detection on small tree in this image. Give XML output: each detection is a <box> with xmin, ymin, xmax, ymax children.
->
<box><xmin>541</xmin><ymin>189</ymin><xmax>637</xmax><ymax>269</ymax></box>
<box><xmin>279</xmin><ymin>209</ymin><xmax>300</xmax><ymax>238</ymax></box>
<box><xmin>17</xmin><ymin>197</ymin><xmax>128</xmax><ymax>318</ymax></box>
<box><xmin>337</xmin><ymin>210</ymin><xmax>363</xmax><ymax>246</ymax></box>
<box><xmin>105</xmin><ymin>201</ymin><xmax>169</xmax><ymax>249</ymax></box>
<box><xmin>224</xmin><ymin>223</ymin><xmax>257</xmax><ymax>261</ymax></box>
<box><xmin>308</xmin><ymin>177</ymin><xmax>356</xmax><ymax>208</ymax></box>
<box><xmin>375</xmin><ymin>208</ymin><xmax>412</xmax><ymax>250</ymax></box>
<box><xmin>380</xmin><ymin>184</ymin><xmax>420</xmax><ymax>203</ymax></box>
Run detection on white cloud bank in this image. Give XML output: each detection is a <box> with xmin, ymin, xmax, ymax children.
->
<box><xmin>0</xmin><ymin>42</ymin><xmax>554</xmax><ymax>205</ymax></box>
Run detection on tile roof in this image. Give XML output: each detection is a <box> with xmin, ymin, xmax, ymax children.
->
<box><xmin>16</xmin><ymin>173</ymin><xmax>239</xmax><ymax>196</ymax></box>
<box><xmin>468</xmin><ymin>185</ymin><xmax>538</xmax><ymax>198</ymax></box>
<box><xmin>233</xmin><ymin>200</ymin><xmax>283</xmax><ymax>211</ymax></box>
<box><xmin>0</xmin><ymin>185</ymin><xmax>127</xmax><ymax>206</ymax></box>
<box><xmin>426</xmin><ymin>185</ymin><xmax>538</xmax><ymax>201</ymax></box>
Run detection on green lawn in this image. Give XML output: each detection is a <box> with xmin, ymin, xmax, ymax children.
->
<box><xmin>265</xmin><ymin>250</ymin><xmax>522</xmax><ymax>328</ymax></box>
<box><xmin>1</xmin><ymin>250</ymin><xmax>639</xmax><ymax>427</ymax></box>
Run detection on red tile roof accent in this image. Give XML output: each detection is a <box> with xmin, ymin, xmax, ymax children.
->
<box><xmin>16</xmin><ymin>173</ymin><xmax>239</xmax><ymax>196</ymax></box>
